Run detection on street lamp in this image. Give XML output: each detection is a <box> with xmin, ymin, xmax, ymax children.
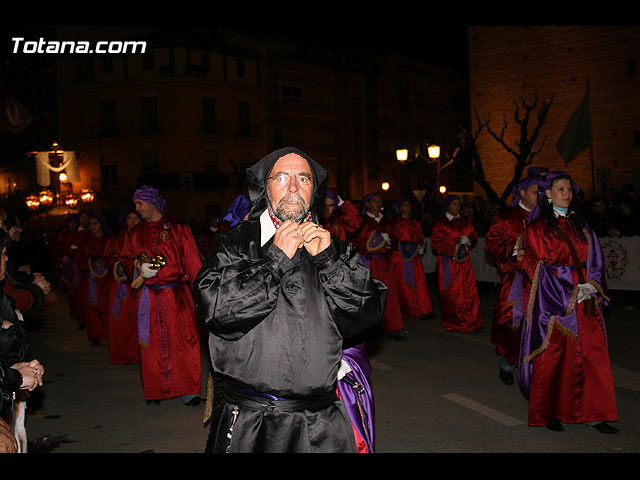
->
<box><xmin>38</xmin><ymin>189</ymin><xmax>54</xmax><ymax>207</ymax></box>
<box><xmin>80</xmin><ymin>188</ymin><xmax>95</xmax><ymax>203</ymax></box>
<box><xmin>26</xmin><ymin>195</ymin><xmax>40</xmax><ymax>210</ymax></box>
<box><xmin>395</xmin><ymin>149</ymin><xmax>409</xmax><ymax>163</ymax></box>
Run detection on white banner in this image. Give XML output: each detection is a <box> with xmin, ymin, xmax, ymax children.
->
<box><xmin>422</xmin><ymin>236</ymin><xmax>640</xmax><ymax>291</ymax></box>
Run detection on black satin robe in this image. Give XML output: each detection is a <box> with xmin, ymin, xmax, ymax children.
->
<box><xmin>193</xmin><ymin>147</ymin><xmax>386</xmax><ymax>453</ymax></box>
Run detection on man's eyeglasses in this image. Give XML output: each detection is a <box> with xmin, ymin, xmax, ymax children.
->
<box><xmin>268</xmin><ymin>172</ymin><xmax>313</xmax><ymax>186</ymax></box>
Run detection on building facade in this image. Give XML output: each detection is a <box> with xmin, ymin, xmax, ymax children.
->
<box><xmin>468</xmin><ymin>26</ymin><xmax>640</xmax><ymax>200</ymax></box>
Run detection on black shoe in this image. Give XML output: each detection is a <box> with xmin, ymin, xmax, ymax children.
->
<box><xmin>545</xmin><ymin>419</ymin><xmax>564</xmax><ymax>431</ymax></box>
<box><xmin>146</xmin><ymin>400</ymin><xmax>161</xmax><ymax>405</ymax></box>
<box><xmin>592</xmin><ymin>422</ymin><xmax>619</xmax><ymax>434</ymax></box>
<box><xmin>91</xmin><ymin>341</ymin><xmax>100</xmax><ymax>346</ymax></box>
<box><xmin>498</xmin><ymin>367</ymin><xmax>514</xmax><ymax>386</ymax></box>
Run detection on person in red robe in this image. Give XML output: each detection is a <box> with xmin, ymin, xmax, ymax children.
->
<box><xmin>431</xmin><ymin>195</ymin><xmax>483</xmax><ymax>332</ymax></box>
<box><xmin>519</xmin><ymin>171</ymin><xmax>618</xmax><ymax>433</ymax></box>
<box><xmin>75</xmin><ymin>215</ymin><xmax>111</xmax><ymax>345</ymax></box>
<box><xmin>485</xmin><ymin>167</ymin><xmax>547</xmax><ymax>385</ymax></box>
<box><xmin>351</xmin><ymin>193</ymin><xmax>405</xmax><ymax>340</ymax></box>
<box><xmin>390</xmin><ymin>199</ymin><xmax>433</xmax><ymax>320</ymax></box>
<box><xmin>321</xmin><ymin>189</ymin><xmax>362</xmax><ymax>242</ymax></box>
<box><xmin>121</xmin><ymin>185</ymin><xmax>203</xmax><ymax>405</ymax></box>
<box><xmin>103</xmin><ymin>208</ymin><xmax>141</xmax><ymax>364</ymax></box>
<box><xmin>70</xmin><ymin>212</ymin><xmax>92</xmax><ymax>328</ymax></box>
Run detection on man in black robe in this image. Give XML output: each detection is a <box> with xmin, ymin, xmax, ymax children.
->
<box><xmin>193</xmin><ymin>147</ymin><xmax>386</xmax><ymax>453</ymax></box>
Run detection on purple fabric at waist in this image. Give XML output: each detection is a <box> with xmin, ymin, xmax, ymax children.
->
<box><xmin>146</xmin><ymin>280</ymin><xmax>184</xmax><ymax>290</ymax></box>
<box><xmin>224</xmin><ymin>379</ymin><xmax>289</xmax><ymax>401</ymax></box>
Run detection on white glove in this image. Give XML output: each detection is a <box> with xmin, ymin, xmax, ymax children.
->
<box><xmin>381</xmin><ymin>233</ymin><xmax>391</xmax><ymax>244</ymax></box>
<box><xmin>337</xmin><ymin>195</ymin><xmax>344</xmax><ymax>207</ymax></box>
<box><xmin>418</xmin><ymin>247</ymin><xmax>425</xmax><ymax>255</ymax></box>
<box><xmin>140</xmin><ymin>262</ymin><xmax>158</xmax><ymax>279</ymax></box>
<box><xmin>576</xmin><ymin>283</ymin><xmax>597</xmax><ymax>303</ymax></box>
<box><xmin>460</xmin><ymin>235</ymin><xmax>470</xmax><ymax>245</ymax></box>
<box><xmin>336</xmin><ymin>359</ymin><xmax>352</xmax><ymax>381</ymax></box>
<box><xmin>70</xmin><ymin>245</ymin><xmax>78</xmax><ymax>250</ymax></box>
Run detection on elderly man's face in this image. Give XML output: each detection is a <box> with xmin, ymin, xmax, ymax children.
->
<box><xmin>267</xmin><ymin>153</ymin><xmax>313</xmax><ymax>222</ymax></box>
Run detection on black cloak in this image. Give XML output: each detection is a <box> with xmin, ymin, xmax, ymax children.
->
<box><xmin>193</xmin><ymin>147</ymin><xmax>386</xmax><ymax>453</ymax></box>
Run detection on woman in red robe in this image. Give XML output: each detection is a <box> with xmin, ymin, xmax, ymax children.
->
<box><xmin>431</xmin><ymin>195</ymin><xmax>482</xmax><ymax>332</ymax></box>
<box><xmin>75</xmin><ymin>215</ymin><xmax>111</xmax><ymax>345</ymax></box>
<box><xmin>390</xmin><ymin>199</ymin><xmax>433</xmax><ymax>320</ymax></box>
<box><xmin>519</xmin><ymin>171</ymin><xmax>618</xmax><ymax>433</ymax></box>
<box><xmin>351</xmin><ymin>193</ymin><xmax>405</xmax><ymax>340</ymax></box>
<box><xmin>103</xmin><ymin>209</ymin><xmax>141</xmax><ymax>364</ymax></box>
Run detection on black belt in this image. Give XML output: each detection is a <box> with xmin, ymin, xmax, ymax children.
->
<box><xmin>223</xmin><ymin>384</ymin><xmax>339</xmax><ymax>413</ymax></box>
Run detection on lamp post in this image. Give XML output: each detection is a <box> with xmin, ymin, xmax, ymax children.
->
<box><xmin>396</xmin><ymin>143</ymin><xmax>454</xmax><ymax>198</ymax></box>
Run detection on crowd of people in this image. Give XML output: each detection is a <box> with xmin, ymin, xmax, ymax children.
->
<box><xmin>1</xmin><ymin>148</ymin><xmax>636</xmax><ymax>452</ymax></box>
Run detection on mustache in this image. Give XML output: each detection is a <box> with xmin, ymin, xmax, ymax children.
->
<box><xmin>277</xmin><ymin>193</ymin><xmax>306</xmax><ymax>207</ymax></box>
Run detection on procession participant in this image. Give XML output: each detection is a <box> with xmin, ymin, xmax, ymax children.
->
<box><xmin>519</xmin><ymin>171</ymin><xmax>618</xmax><ymax>433</ymax></box>
<box><xmin>75</xmin><ymin>214</ymin><xmax>111</xmax><ymax>345</ymax></box>
<box><xmin>431</xmin><ymin>195</ymin><xmax>483</xmax><ymax>332</ymax></box>
<box><xmin>193</xmin><ymin>147</ymin><xmax>386</xmax><ymax>453</ymax></box>
<box><xmin>120</xmin><ymin>186</ymin><xmax>203</xmax><ymax>405</ymax></box>
<box><xmin>103</xmin><ymin>208</ymin><xmax>141</xmax><ymax>364</ymax></box>
<box><xmin>351</xmin><ymin>193</ymin><xmax>405</xmax><ymax>340</ymax></box>
<box><xmin>485</xmin><ymin>167</ymin><xmax>547</xmax><ymax>385</ymax></box>
<box><xmin>390</xmin><ymin>198</ymin><xmax>434</xmax><ymax>320</ymax></box>
<box><xmin>321</xmin><ymin>189</ymin><xmax>362</xmax><ymax>242</ymax></box>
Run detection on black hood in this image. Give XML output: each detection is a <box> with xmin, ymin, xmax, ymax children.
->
<box><xmin>246</xmin><ymin>147</ymin><xmax>327</xmax><ymax>223</ymax></box>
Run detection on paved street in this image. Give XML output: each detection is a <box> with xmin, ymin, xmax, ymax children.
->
<box><xmin>21</xmin><ymin>282</ymin><xmax>640</xmax><ymax>454</ymax></box>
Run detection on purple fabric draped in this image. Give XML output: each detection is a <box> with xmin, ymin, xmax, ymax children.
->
<box><xmin>442</xmin><ymin>254</ymin><xmax>452</xmax><ymax>290</ymax></box>
<box><xmin>112</xmin><ymin>282</ymin><xmax>128</xmax><ymax>318</ymax></box>
<box><xmin>325</xmin><ymin>189</ymin><xmax>339</xmax><ymax>202</ymax></box>
<box><xmin>518</xmin><ymin>225</ymin><xmax>608</xmax><ymax>399</ymax></box>
<box><xmin>61</xmin><ymin>256</ymin><xmax>73</xmax><ymax>285</ymax></box>
<box><xmin>508</xmin><ymin>270</ymin><xmax>525</xmax><ymax>328</ymax></box>
<box><xmin>137</xmin><ymin>281</ymin><xmax>183</xmax><ymax>347</ymax></box>
<box><xmin>221</xmin><ymin>195</ymin><xmax>251</xmax><ymax>227</ymax></box>
<box><xmin>133</xmin><ymin>185</ymin><xmax>166</xmax><ymax>213</ymax></box>
<box><xmin>338</xmin><ymin>343</ymin><xmax>375</xmax><ymax>453</ymax></box>
<box><xmin>89</xmin><ymin>259</ymin><xmax>107</xmax><ymax>306</ymax></box>
<box><xmin>399</xmin><ymin>241</ymin><xmax>419</xmax><ymax>287</ymax></box>
<box><xmin>442</xmin><ymin>195</ymin><xmax>459</xmax><ymax>215</ymax></box>
<box><xmin>508</xmin><ymin>166</ymin><xmax>549</xmax><ymax>207</ymax></box>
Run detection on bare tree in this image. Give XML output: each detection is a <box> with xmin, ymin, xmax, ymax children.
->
<box><xmin>454</xmin><ymin>91</ymin><xmax>554</xmax><ymax>206</ymax></box>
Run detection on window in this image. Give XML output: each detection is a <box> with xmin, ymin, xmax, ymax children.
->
<box><xmin>238</xmin><ymin>101</ymin><xmax>251</xmax><ymax>137</ymax></box>
<box><xmin>99</xmin><ymin>99</ymin><xmax>117</xmax><ymax>137</ymax></box>
<box><xmin>236</xmin><ymin>58</ymin><xmax>245</xmax><ymax>78</ymax></box>
<box><xmin>140</xmin><ymin>97</ymin><xmax>158</xmax><ymax>134</ymax></box>
<box><xmin>203</xmin><ymin>97</ymin><xmax>216</xmax><ymax>134</ymax></box>
<box><xmin>101</xmin><ymin>164</ymin><xmax>118</xmax><ymax>191</ymax></box>
<box><xmin>274</xmin><ymin>84</ymin><xmax>302</xmax><ymax>103</ymax></box>
<box><xmin>143</xmin><ymin>50</ymin><xmax>154</xmax><ymax>70</ymax></box>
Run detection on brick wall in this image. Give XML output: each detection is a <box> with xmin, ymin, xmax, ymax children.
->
<box><xmin>469</xmin><ymin>26</ymin><xmax>640</xmax><ymax>200</ymax></box>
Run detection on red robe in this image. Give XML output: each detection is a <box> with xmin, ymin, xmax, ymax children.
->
<box><xmin>431</xmin><ymin>215</ymin><xmax>482</xmax><ymax>332</ymax></box>
<box><xmin>390</xmin><ymin>217</ymin><xmax>433</xmax><ymax>319</ymax></box>
<box><xmin>58</xmin><ymin>229</ymin><xmax>90</xmax><ymax>323</ymax></box>
<box><xmin>76</xmin><ymin>232</ymin><xmax>110</xmax><ymax>343</ymax></box>
<box><xmin>322</xmin><ymin>200</ymin><xmax>362</xmax><ymax>243</ymax></box>
<box><xmin>522</xmin><ymin>216</ymin><xmax>617</xmax><ymax>426</ymax></box>
<box><xmin>103</xmin><ymin>229</ymin><xmax>139</xmax><ymax>364</ymax></box>
<box><xmin>351</xmin><ymin>214</ymin><xmax>404</xmax><ymax>334</ymax></box>
<box><xmin>485</xmin><ymin>204</ymin><xmax>530</xmax><ymax>365</ymax></box>
<box><xmin>121</xmin><ymin>215</ymin><xmax>203</xmax><ymax>401</ymax></box>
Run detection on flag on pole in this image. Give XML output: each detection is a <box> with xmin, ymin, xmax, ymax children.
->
<box><xmin>556</xmin><ymin>92</ymin><xmax>592</xmax><ymax>164</ymax></box>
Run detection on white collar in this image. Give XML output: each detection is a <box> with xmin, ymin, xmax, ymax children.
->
<box><xmin>366</xmin><ymin>211</ymin><xmax>383</xmax><ymax>223</ymax></box>
<box><xmin>260</xmin><ymin>209</ymin><xmax>277</xmax><ymax>246</ymax></box>
<box><xmin>445</xmin><ymin>212</ymin><xmax>460</xmax><ymax>221</ymax></box>
<box><xmin>518</xmin><ymin>201</ymin><xmax>532</xmax><ymax>212</ymax></box>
